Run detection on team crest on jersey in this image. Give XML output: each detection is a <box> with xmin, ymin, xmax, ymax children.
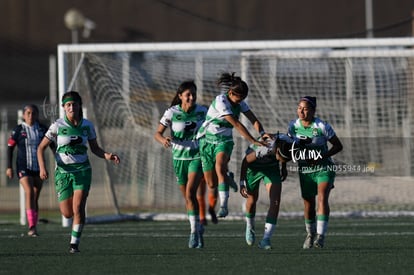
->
<box><xmin>21</xmin><ymin>131</ymin><xmax>27</xmax><ymax>138</ymax></box>
<box><xmin>312</xmin><ymin>128</ymin><xmax>319</xmax><ymax>136</ymax></box>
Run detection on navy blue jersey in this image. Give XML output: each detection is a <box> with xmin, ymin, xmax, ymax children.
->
<box><xmin>7</xmin><ymin>122</ymin><xmax>48</xmax><ymax>172</ymax></box>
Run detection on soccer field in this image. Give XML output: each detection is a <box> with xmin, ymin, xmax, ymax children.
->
<box><xmin>0</xmin><ymin>217</ymin><xmax>413</xmax><ymax>275</ymax></box>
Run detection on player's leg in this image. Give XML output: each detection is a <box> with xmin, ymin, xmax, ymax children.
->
<box><xmin>244</xmin><ymin>169</ymin><xmax>260</xmax><ymax>246</ymax></box>
<box><xmin>19</xmin><ymin>175</ymin><xmax>38</xmax><ymax>236</ymax></box>
<box><xmin>258</xmin><ymin>170</ymin><xmax>282</xmax><ymax>250</ymax></box>
<box><xmin>197</xmin><ymin>177</ymin><xmax>207</xmax><ymax>225</ymax></box>
<box><xmin>68</xmin><ymin>170</ymin><xmax>91</xmax><ymax>253</ymax></box>
<box><xmin>300</xmin><ymin>173</ymin><xmax>317</xmax><ymax>249</ymax></box>
<box><xmin>215</xmin><ymin>152</ymin><xmax>230</xmax><ymax>217</ymax></box>
<box><xmin>32</xmin><ymin>175</ymin><xmax>43</xmax><ymax>228</ymax></box>
<box><xmin>314</xmin><ymin>170</ymin><xmax>335</xmax><ymax>248</ymax></box>
<box><xmin>186</xmin><ymin>167</ymin><xmax>202</xmax><ymax>248</ymax></box>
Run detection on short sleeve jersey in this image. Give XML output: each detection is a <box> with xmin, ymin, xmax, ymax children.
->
<box><xmin>45</xmin><ymin>116</ymin><xmax>97</xmax><ymax>172</ymax></box>
<box><xmin>159</xmin><ymin>104</ymin><xmax>207</xmax><ymax>160</ymax></box>
<box><xmin>198</xmin><ymin>94</ymin><xmax>250</xmax><ymax>143</ymax></box>
<box><xmin>287</xmin><ymin>117</ymin><xmax>336</xmax><ymax>170</ymax></box>
<box><xmin>7</xmin><ymin>122</ymin><xmax>48</xmax><ymax>171</ymax></box>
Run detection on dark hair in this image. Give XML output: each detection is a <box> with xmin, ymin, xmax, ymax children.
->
<box><xmin>170</xmin><ymin>80</ymin><xmax>197</xmax><ymax>107</ymax></box>
<box><xmin>300</xmin><ymin>96</ymin><xmax>317</xmax><ymax>109</ymax></box>
<box><xmin>23</xmin><ymin>104</ymin><xmax>39</xmax><ymax>115</ymax></box>
<box><xmin>62</xmin><ymin>91</ymin><xmax>83</xmax><ymax>118</ymax></box>
<box><xmin>22</xmin><ymin>104</ymin><xmax>40</xmax><ymax>122</ymax></box>
<box><xmin>217</xmin><ymin>72</ymin><xmax>248</xmax><ymax>97</ymax></box>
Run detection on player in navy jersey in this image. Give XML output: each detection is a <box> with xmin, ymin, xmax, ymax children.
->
<box><xmin>37</xmin><ymin>91</ymin><xmax>120</xmax><ymax>253</ymax></box>
<box><xmin>7</xmin><ymin>104</ymin><xmax>48</xmax><ymax>237</ymax></box>
<box><xmin>287</xmin><ymin>96</ymin><xmax>343</xmax><ymax>249</ymax></box>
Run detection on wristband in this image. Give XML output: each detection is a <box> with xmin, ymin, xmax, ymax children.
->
<box><xmin>240</xmin><ymin>180</ymin><xmax>246</xmax><ymax>186</ymax></box>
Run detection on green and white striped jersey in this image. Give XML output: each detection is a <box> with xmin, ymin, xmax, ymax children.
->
<box><xmin>197</xmin><ymin>94</ymin><xmax>250</xmax><ymax>143</ymax></box>
<box><xmin>45</xmin><ymin>116</ymin><xmax>96</xmax><ymax>172</ymax></box>
<box><xmin>287</xmin><ymin>117</ymin><xmax>336</xmax><ymax>171</ymax></box>
<box><xmin>159</xmin><ymin>104</ymin><xmax>207</xmax><ymax>160</ymax></box>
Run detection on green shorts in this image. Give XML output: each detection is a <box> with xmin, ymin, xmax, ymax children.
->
<box><xmin>199</xmin><ymin>138</ymin><xmax>234</xmax><ymax>172</ymax></box>
<box><xmin>246</xmin><ymin>165</ymin><xmax>281</xmax><ymax>193</ymax></box>
<box><xmin>173</xmin><ymin>158</ymin><xmax>203</xmax><ymax>185</ymax></box>
<box><xmin>55</xmin><ymin>167</ymin><xmax>92</xmax><ymax>202</ymax></box>
<box><xmin>299</xmin><ymin>168</ymin><xmax>335</xmax><ymax>198</ymax></box>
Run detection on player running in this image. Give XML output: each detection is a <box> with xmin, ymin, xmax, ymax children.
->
<box><xmin>154</xmin><ymin>80</ymin><xmax>211</xmax><ymax>248</ymax></box>
<box><xmin>37</xmin><ymin>91</ymin><xmax>120</xmax><ymax>253</ymax></box>
<box><xmin>287</xmin><ymin>96</ymin><xmax>343</xmax><ymax>249</ymax></box>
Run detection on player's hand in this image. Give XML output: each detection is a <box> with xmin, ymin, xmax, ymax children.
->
<box><xmin>240</xmin><ymin>185</ymin><xmax>248</xmax><ymax>198</ymax></box>
<box><xmin>6</xmin><ymin>168</ymin><xmax>13</xmax><ymax>179</ymax></box>
<box><xmin>163</xmin><ymin>137</ymin><xmax>172</xmax><ymax>148</ymax></box>
<box><xmin>39</xmin><ymin>169</ymin><xmax>48</xmax><ymax>180</ymax></box>
<box><xmin>108</xmin><ymin>153</ymin><xmax>121</xmax><ymax>164</ymax></box>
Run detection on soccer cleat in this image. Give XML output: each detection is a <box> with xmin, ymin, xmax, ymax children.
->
<box><xmin>303</xmin><ymin>234</ymin><xmax>315</xmax><ymax>249</ymax></box>
<box><xmin>313</xmin><ymin>234</ymin><xmax>325</xmax><ymax>248</ymax></box>
<box><xmin>245</xmin><ymin>227</ymin><xmax>255</xmax><ymax>246</ymax></box>
<box><xmin>197</xmin><ymin>226</ymin><xmax>204</xmax><ymax>249</ymax></box>
<box><xmin>69</xmin><ymin>243</ymin><xmax>80</xmax><ymax>253</ymax></box>
<box><xmin>258</xmin><ymin>238</ymin><xmax>272</xmax><ymax>250</ymax></box>
<box><xmin>188</xmin><ymin>233</ymin><xmax>199</xmax><ymax>248</ymax></box>
<box><xmin>227</xmin><ymin>171</ymin><xmax>238</xmax><ymax>192</ymax></box>
<box><xmin>208</xmin><ymin>207</ymin><xmax>218</xmax><ymax>224</ymax></box>
<box><xmin>27</xmin><ymin>226</ymin><xmax>39</xmax><ymax>237</ymax></box>
<box><xmin>217</xmin><ymin>207</ymin><xmax>228</xmax><ymax>218</ymax></box>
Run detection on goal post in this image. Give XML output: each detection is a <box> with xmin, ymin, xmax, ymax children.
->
<box><xmin>57</xmin><ymin>38</ymin><xmax>414</xmax><ymax>220</ymax></box>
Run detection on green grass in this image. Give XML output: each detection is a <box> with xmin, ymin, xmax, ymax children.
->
<box><xmin>0</xmin><ymin>217</ymin><xmax>413</xmax><ymax>275</ymax></box>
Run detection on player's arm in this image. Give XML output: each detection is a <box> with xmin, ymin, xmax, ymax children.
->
<box><xmin>239</xmin><ymin>151</ymin><xmax>257</xmax><ymax>198</ymax></box>
<box><xmin>89</xmin><ymin>138</ymin><xmax>120</xmax><ymax>164</ymax></box>
<box><xmin>280</xmin><ymin>161</ymin><xmax>287</xmax><ymax>182</ymax></box>
<box><xmin>154</xmin><ymin>123</ymin><xmax>172</xmax><ymax>148</ymax></box>
<box><xmin>324</xmin><ymin>135</ymin><xmax>343</xmax><ymax>159</ymax></box>
<box><xmin>37</xmin><ymin>137</ymin><xmax>52</xmax><ymax>180</ymax></box>
<box><xmin>242</xmin><ymin>109</ymin><xmax>268</xmax><ymax>138</ymax></box>
<box><xmin>223</xmin><ymin>114</ymin><xmax>266</xmax><ymax>146</ymax></box>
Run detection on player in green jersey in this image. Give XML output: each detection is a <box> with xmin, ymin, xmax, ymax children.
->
<box><xmin>197</xmin><ymin>72</ymin><xmax>268</xmax><ymax>218</ymax></box>
<box><xmin>287</xmin><ymin>96</ymin><xmax>343</xmax><ymax>249</ymax></box>
<box><xmin>37</xmin><ymin>91</ymin><xmax>120</xmax><ymax>253</ymax></box>
<box><xmin>155</xmin><ymin>80</ymin><xmax>212</xmax><ymax>248</ymax></box>
<box><xmin>239</xmin><ymin>133</ymin><xmax>292</xmax><ymax>250</ymax></box>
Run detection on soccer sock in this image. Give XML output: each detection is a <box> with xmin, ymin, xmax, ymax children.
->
<box><xmin>26</xmin><ymin>209</ymin><xmax>36</xmax><ymax>228</ymax></box>
<box><xmin>218</xmin><ymin>182</ymin><xmax>229</xmax><ymax>208</ymax></box>
<box><xmin>208</xmin><ymin>188</ymin><xmax>217</xmax><ymax>209</ymax></box>
<box><xmin>305</xmin><ymin>219</ymin><xmax>316</xmax><ymax>235</ymax></box>
<box><xmin>263</xmin><ymin>218</ymin><xmax>277</xmax><ymax>240</ymax></box>
<box><xmin>245</xmin><ymin>213</ymin><xmax>255</xmax><ymax>229</ymax></box>
<box><xmin>188</xmin><ymin>211</ymin><xmax>197</xmax><ymax>233</ymax></box>
<box><xmin>197</xmin><ymin>194</ymin><xmax>206</xmax><ymax>222</ymax></box>
<box><xmin>70</xmin><ymin>224</ymin><xmax>84</xmax><ymax>245</ymax></box>
<box><xmin>317</xmin><ymin>215</ymin><xmax>329</xmax><ymax>235</ymax></box>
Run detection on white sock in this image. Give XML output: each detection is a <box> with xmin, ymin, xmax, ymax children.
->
<box><xmin>246</xmin><ymin>217</ymin><xmax>255</xmax><ymax>229</ymax></box>
<box><xmin>263</xmin><ymin>222</ymin><xmax>275</xmax><ymax>240</ymax></box>
<box><xmin>189</xmin><ymin>215</ymin><xmax>197</xmax><ymax>233</ymax></box>
<box><xmin>317</xmin><ymin>220</ymin><xmax>328</xmax><ymax>235</ymax></box>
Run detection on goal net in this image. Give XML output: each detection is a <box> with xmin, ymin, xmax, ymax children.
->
<box><xmin>57</xmin><ymin>38</ymin><xmax>414</xmax><ymax>221</ymax></box>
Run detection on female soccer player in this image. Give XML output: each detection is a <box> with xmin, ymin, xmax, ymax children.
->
<box><xmin>239</xmin><ymin>133</ymin><xmax>289</xmax><ymax>250</ymax></box>
<box><xmin>7</xmin><ymin>104</ymin><xmax>48</xmax><ymax>237</ymax></box>
<box><xmin>287</xmin><ymin>96</ymin><xmax>343</xmax><ymax>249</ymax></box>
<box><xmin>197</xmin><ymin>72</ymin><xmax>267</xmax><ymax>218</ymax></box>
<box><xmin>154</xmin><ymin>80</ymin><xmax>210</xmax><ymax>248</ymax></box>
<box><xmin>37</xmin><ymin>91</ymin><xmax>120</xmax><ymax>253</ymax></box>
